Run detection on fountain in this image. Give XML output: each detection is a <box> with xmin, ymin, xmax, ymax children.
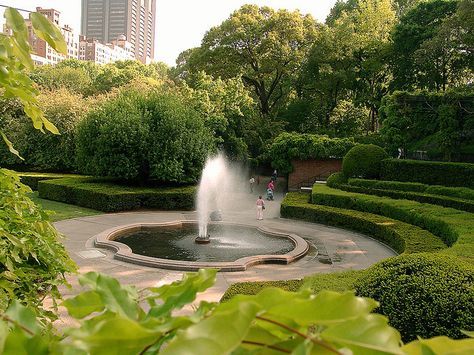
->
<box><xmin>93</xmin><ymin>154</ymin><xmax>309</xmax><ymax>271</ymax></box>
<box><xmin>195</xmin><ymin>154</ymin><xmax>229</xmax><ymax>244</ymax></box>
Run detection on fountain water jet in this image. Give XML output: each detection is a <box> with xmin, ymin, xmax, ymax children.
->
<box><xmin>195</xmin><ymin>154</ymin><xmax>230</xmax><ymax>243</ymax></box>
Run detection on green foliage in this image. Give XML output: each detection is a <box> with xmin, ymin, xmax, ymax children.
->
<box><xmin>0</xmin><ymin>8</ymin><xmax>66</xmax><ymax>157</ymax></box>
<box><xmin>381</xmin><ymin>159</ymin><xmax>474</xmax><ymax>188</ymax></box>
<box><xmin>16</xmin><ymin>172</ymin><xmax>83</xmax><ymax>190</ymax></box>
<box><xmin>311</xmin><ymin>184</ymin><xmax>474</xmax><ymax>263</ymax></box>
<box><xmin>0</xmin><ymin>169</ymin><xmax>76</xmax><ymax>320</ymax></box>
<box><xmin>281</xmin><ymin>192</ymin><xmax>445</xmax><ymax>254</ymax></box>
<box><xmin>38</xmin><ymin>177</ymin><xmax>195</xmax><ymax>212</ymax></box>
<box><xmin>379</xmin><ymin>90</ymin><xmax>474</xmax><ymax>159</ymax></box>
<box><xmin>326</xmin><ymin>172</ymin><xmax>348</xmax><ymax>187</ymax></box>
<box><xmin>268</xmin><ymin>132</ymin><xmax>356</xmax><ymax>174</ymax></box>
<box><xmin>0</xmin><ymin>89</ymin><xmax>92</xmax><ymax>172</ymax></box>
<box><xmin>342</xmin><ymin>144</ymin><xmax>388</xmax><ymax>179</ymax></box>
<box><xmin>76</xmin><ymin>89</ymin><xmax>215</xmax><ymax>183</ymax></box>
<box><xmin>220</xmin><ymin>280</ymin><xmax>303</xmax><ymax>302</ymax></box>
<box><xmin>355</xmin><ymin>253</ymin><xmax>474</xmax><ymax>341</ymax></box>
<box><xmin>3</xmin><ymin>269</ymin><xmax>472</xmax><ymax>353</ymax></box>
<box><xmin>302</xmin><ymin>270</ymin><xmax>363</xmax><ymax>294</ymax></box>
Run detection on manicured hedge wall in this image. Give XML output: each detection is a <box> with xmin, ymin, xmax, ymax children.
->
<box><xmin>311</xmin><ymin>185</ymin><xmax>474</xmax><ymax>263</ymax></box>
<box><xmin>336</xmin><ymin>183</ymin><xmax>474</xmax><ymax>213</ymax></box>
<box><xmin>281</xmin><ymin>193</ymin><xmax>445</xmax><ymax>254</ymax></box>
<box><xmin>17</xmin><ymin>172</ymin><xmax>85</xmax><ymax>190</ymax></box>
<box><xmin>38</xmin><ymin>177</ymin><xmax>196</xmax><ymax>212</ymax></box>
<box><xmin>381</xmin><ymin>159</ymin><xmax>474</xmax><ymax>188</ymax></box>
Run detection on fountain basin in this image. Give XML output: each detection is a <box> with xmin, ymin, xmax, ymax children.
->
<box><xmin>94</xmin><ymin>221</ymin><xmax>309</xmax><ymax>271</ymax></box>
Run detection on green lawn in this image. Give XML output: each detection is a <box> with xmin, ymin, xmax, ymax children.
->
<box><xmin>29</xmin><ymin>191</ymin><xmax>102</xmax><ymax>222</ymax></box>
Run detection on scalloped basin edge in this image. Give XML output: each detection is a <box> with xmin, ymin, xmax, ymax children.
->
<box><xmin>94</xmin><ymin>220</ymin><xmax>310</xmax><ymax>272</ymax></box>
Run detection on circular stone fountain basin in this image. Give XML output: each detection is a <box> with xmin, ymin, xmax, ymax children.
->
<box><xmin>94</xmin><ymin>221</ymin><xmax>309</xmax><ymax>271</ymax></box>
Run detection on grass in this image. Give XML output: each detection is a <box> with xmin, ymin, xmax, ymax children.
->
<box><xmin>29</xmin><ymin>191</ymin><xmax>102</xmax><ymax>222</ymax></box>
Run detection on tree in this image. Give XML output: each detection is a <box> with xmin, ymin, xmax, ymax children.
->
<box><xmin>30</xmin><ymin>65</ymin><xmax>93</xmax><ymax>95</ymax></box>
<box><xmin>390</xmin><ymin>0</ymin><xmax>459</xmax><ymax>91</ymax></box>
<box><xmin>177</xmin><ymin>5</ymin><xmax>318</xmax><ymax>118</ymax></box>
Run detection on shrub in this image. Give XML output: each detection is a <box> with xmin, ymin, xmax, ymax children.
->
<box><xmin>381</xmin><ymin>159</ymin><xmax>474</xmax><ymax>188</ymax></box>
<box><xmin>342</xmin><ymin>144</ymin><xmax>388</xmax><ymax>179</ymax></box>
<box><xmin>38</xmin><ymin>177</ymin><xmax>196</xmax><ymax>212</ymax></box>
<box><xmin>326</xmin><ymin>172</ymin><xmax>347</xmax><ymax>187</ymax></box>
<box><xmin>76</xmin><ymin>89</ymin><xmax>215</xmax><ymax>183</ymax></box>
<box><xmin>281</xmin><ymin>192</ymin><xmax>445</xmax><ymax>254</ymax></box>
<box><xmin>355</xmin><ymin>253</ymin><xmax>474</xmax><ymax>341</ymax></box>
<box><xmin>17</xmin><ymin>172</ymin><xmax>82</xmax><ymax>190</ymax></box>
<box><xmin>220</xmin><ymin>280</ymin><xmax>303</xmax><ymax>302</ymax></box>
<box><xmin>0</xmin><ymin>169</ymin><xmax>76</xmax><ymax>319</ymax></box>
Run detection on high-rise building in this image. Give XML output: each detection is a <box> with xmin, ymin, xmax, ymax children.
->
<box><xmin>81</xmin><ymin>0</ymin><xmax>156</xmax><ymax>63</ymax></box>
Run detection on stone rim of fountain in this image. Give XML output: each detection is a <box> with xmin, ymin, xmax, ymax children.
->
<box><xmin>93</xmin><ymin>220</ymin><xmax>310</xmax><ymax>272</ymax></box>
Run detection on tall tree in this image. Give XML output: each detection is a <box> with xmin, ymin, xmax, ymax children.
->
<box><xmin>390</xmin><ymin>0</ymin><xmax>459</xmax><ymax>91</ymax></box>
<box><xmin>176</xmin><ymin>5</ymin><xmax>318</xmax><ymax>118</ymax></box>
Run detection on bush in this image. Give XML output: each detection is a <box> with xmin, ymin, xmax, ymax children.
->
<box><xmin>76</xmin><ymin>89</ymin><xmax>215</xmax><ymax>183</ymax></box>
<box><xmin>342</xmin><ymin>144</ymin><xmax>388</xmax><ymax>179</ymax></box>
<box><xmin>17</xmin><ymin>172</ymin><xmax>83</xmax><ymax>190</ymax></box>
<box><xmin>326</xmin><ymin>172</ymin><xmax>347</xmax><ymax>187</ymax></box>
<box><xmin>38</xmin><ymin>177</ymin><xmax>196</xmax><ymax>212</ymax></box>
<box><xmin>220</xmin><ymin>280</ymin><xmax>303</xmax><ymax>302</ymax></box>
<box><xmin>0</xmin><ymin>89</ymin><xmax>91</xmax><ymax>172</ymax></box>
<box><xmin>381</xmin><ymin>159</ymin><xmax>474</xmax><ymax>188</ymax></box>
<box><xmin>355</xmin><ymin>253</ymin><xmax>474</xmax><ymax>341</ymax></box>
<box><xmin>268</xmin><ymin>132</ymin><xmax>356</xmax><ymax>174</ymax></box>
<box><xmin>0</xmin><ymin>169</ymin><xmax>76</xmax><ymax>319</ymax></box>
<box><xmin>281</xmin><ymin>192</ymin><xmax>445</xmax><ymax>254</ymax></box>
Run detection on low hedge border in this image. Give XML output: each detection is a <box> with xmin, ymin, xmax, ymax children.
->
<box><xmin>336</xmin><ymin>183</ymin><xmax>474</xmax><ymax>213</ymax></box>
<box><xmin>280</xmin><ymin>193</ymin><xmax>445</xmax><ymax>254</ymax></box>
<box><xmin>311</xmin><ymin>185</ymin><xmax>474</xmax><ymax>263</ymax></box>
<box><xmin>381</xmin><ymin>159</ymin><xmax>474</xmax><ymax>188</ymax></box>
<box><xmin>38</xmin><ymin>177</ymin><xmax>196</xmax><ymax>212</ymax></box>
<box><xmin>17</xmin><ymin>172</ymin><xmax>85</xmax><ymax>190</ymax></box>
<box><xmin>348</xmin><ymin>178</ymin><xmax>474</xmax><ymax>201</ymax></box>
<box><xmin>221</xmin><ymin>280</ymin><xmax>303</xmax><ymax>302</ymax></box>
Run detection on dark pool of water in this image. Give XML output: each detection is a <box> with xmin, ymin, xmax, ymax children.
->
<box><xmin>115</xmin><ymin>224</ymin><xmax>294</xmax><ymax>262</ymax></box>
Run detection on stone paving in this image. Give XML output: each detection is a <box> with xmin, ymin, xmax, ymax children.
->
<box><xmin>53</xmin><ymin>185</ymin><xmax>396</xmax><ymax>317</ymax></box>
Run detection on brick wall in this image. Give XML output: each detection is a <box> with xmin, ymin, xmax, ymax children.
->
<box><xmin>288</xmin><ymin>159</ymin><xmax>342</xmax><ymax>190</ymax></box>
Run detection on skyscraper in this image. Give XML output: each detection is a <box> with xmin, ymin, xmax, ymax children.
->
<box><xmin>81</xmin><ymin>0</ymin><xmax>156</xmax><ymax>63</ymax></box>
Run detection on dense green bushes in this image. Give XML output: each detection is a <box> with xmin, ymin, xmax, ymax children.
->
<box><xmin>326</xmin><ymin>172</ymin><xmax>347</xmax><ymax>187</ymax></box>
<box><xmin>17</xmin><ymin>172</ymin><xmax>82</xmax><ymax>190</ymax></box>
<box><xmin>381</xmin><ymin>159</ymin><xmax>474</xmax><ymax>188</ymax></box>
<box><xmin>38</xmin><ymin>177</ymin><xmax>195</xmax><ymax>212</ymax></box>
<box><xmin>281</xmin><ymin>192</ymin><xmax>445</xmax><ymax>254</ymax></box>
<box><xmin>342</xmin><ymin>144</ymin><xmax>388</xmax><ymax>179</ymax></box>
<box><xmin>0</xmin><ymin>169</ymin><xmax>76</xmax><ymax>319</ymax></box>
<box><xmin>355</xmin><ymin>253</ymin><xmax>474</xmax><ymax>342</ymax></box>
<box><xmin>221</xmin><ymin>280</ymin><xmax>303</xmax><ymax>302</ymax></box>
<box><xmin>268</xmin><ymin>132</ymin><xmax>356</xmax><ymax>174</ymax></box>
<box><xmin>76</xmin><ymin>89</ymin><xmax>215</xmax><ymax>183</ymax></box>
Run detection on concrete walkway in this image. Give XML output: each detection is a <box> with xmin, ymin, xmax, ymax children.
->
<box><xmin>54</xmin><ymin>188</ymin><xmax>396</xmax><ymax>313</ymax></box>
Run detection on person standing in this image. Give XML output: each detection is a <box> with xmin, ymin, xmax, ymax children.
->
<box><xmin>249</xmin><ymin>176</ymin><xmax>255</xmax><ymax>193</ymax></box>
<box><xmin>256</xmin><ymin>195</ymin><xmax>265</xmax><ymax>220</ymax></box>
<box><xmin>271</xmin><ymin>170</ymin><xmax>278</xmax><ymax>183</ymax></box>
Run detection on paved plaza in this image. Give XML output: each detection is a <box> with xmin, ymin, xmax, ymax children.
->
<box><xmin>53</xmin><ymin>187</ymin><xmax>396</xmax><ymax>318</ymax></box>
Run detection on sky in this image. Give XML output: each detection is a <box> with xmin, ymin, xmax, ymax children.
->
<box><xmin>0</xmin><ymin>0</ymin><xmax>337</xmax><ymax>65</ymax></box>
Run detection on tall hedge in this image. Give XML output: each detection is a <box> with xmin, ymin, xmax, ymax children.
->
<box><xmin>76</xmin><ymin>89</ymin><xmax>215</xmax><ymax>183</ymax></box>
<box><xmin>381</xmin><ymin>159</ymin><xmax>474</xmax><ymax>188</ymax></box>
<box><xmin>268</xmin><ymin>132</ymin><xmax>356</xmax><ymax>174</ymax></box>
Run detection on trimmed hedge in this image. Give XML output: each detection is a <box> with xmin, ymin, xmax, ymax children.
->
<box><xmin>337</xmin><ymin>183</ymin><xmax>474</xmax><ymax>213</ymax></box>
<box><xmin>381</xmin><ymin>159</ymin><xmax>474</xmax><ymax>188</ymax></box>
<box><xmin>326</xmin><ymin>172</ymin><xmax>347</xmax><ymax>188</ymax></box>
<box><xmin>281</xmin><ymin>193</ymin><xmax>445</xmax><ymax>254</ymax></box>
<box><xmin>17</xmin><ymin>172</ymin><xmax>84</xmax><ymax>190</ymax></box>
<box><xmin>311</xmin><ymin>185</ymin><xmax>474</xmax><ymax>263</ymax></box>
<box><xmin>220</xmin><ymin>280</ymin><xmax>303</xmax><ymax>302</ymax></box>
<box><xmin>355</xmin><ymin>253</ymin><xmax>474</xmax><ymax>342</ymax></box>
<box><xmin>342</xmin><ymin>144</ymin><xmax>388</xmax><ymax>179</ymax></box>
<box><xmin>349</xmin><ymin>178</ymin><xmax>474</xmax><ymax>201</ymax></box>
<box><xmin>38</xmin><ymin>177</ymin><xmax>196</xmax><ymax>212</ymax></box>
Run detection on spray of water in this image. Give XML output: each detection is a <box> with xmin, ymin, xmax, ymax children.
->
<box><xmin>196</xmin><ymin>154</ymin><xmax>248</xmax><ymax>240</ymax></box>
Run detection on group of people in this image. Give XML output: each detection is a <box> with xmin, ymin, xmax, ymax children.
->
<box><xmin>253</xmin><ymin>170</ymin><xmax>277</xmax><ymax>220</ymax></box>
